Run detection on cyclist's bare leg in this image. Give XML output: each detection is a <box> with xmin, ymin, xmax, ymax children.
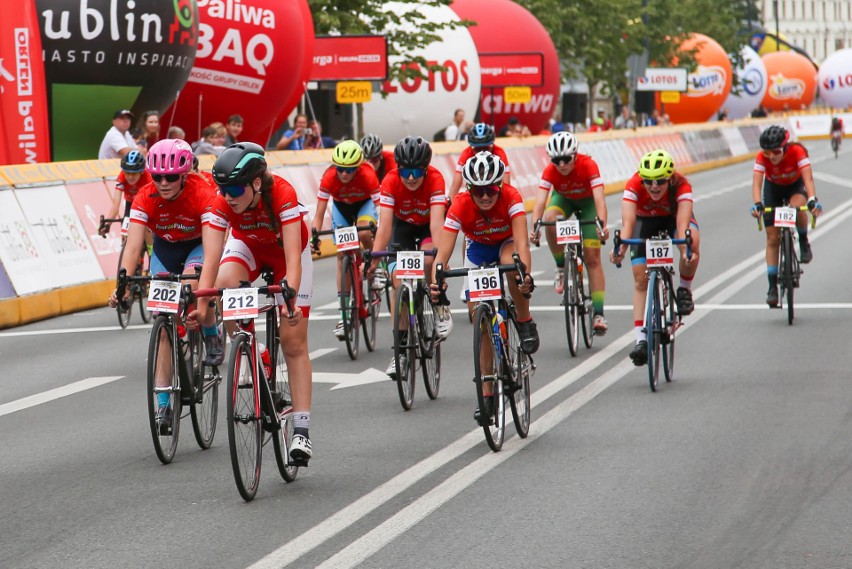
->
<box><xmin>542</xmin><ymin>208</ymin><xmax>564</xmax><ymax>263</ymax></box>
<box><xmin>280</xmin><ymin>317</ymin><xmax>312</xmax><ymax>413</ymax></box>
<box><xmin>765</xmin><ymin>226</ymin><xmax>781</xmax><ymax>266</ymax></box>
<box><xmin>631</xmin><ymin>263</ymin><xmax>649</xmax><ymax>325</ymax></box>
<box><xmin>789</xmin><ymin>193</ymin><xmax>809</xmax><ymax>234</ymax></box>
<box><xmin>585</xmin><ymin>246</ymin><xmax>605</xmax><ymax>298</ymax></box>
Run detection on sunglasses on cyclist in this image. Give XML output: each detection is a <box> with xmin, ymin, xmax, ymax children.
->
<box><xmin>551</xmin><ymin>155</ymin><xmax>576</xmax><ymax>166</ymax></box>
<box><xmin>641</xmin><ymin>178</ymin><xmax>670</xmax><ymax>187</ymax></box>
<box><xmin>399</xmin><ymin>167</ymin><xmax>426</xmax><ymax>179</ymax></box>
<box><xmin>219</xmin><ymin>184</ymin><xmax>247</xmax><ymax>198</ymax></box>
<box><xmin>762</xmin><ymin>148</ymin><xmax>784</xmax><ymax>157</ymax></box>
<box><xmin>336</xmin><ymin>166</ymin><xmax>358</xmax><ymax>174</ymax></box>
<box><xmin>151</xmin><ymin>173</ymin><xmax>181</xmax><ymax>184</ymax></box>
<box><xmin>468</xmin><ymin>184</ymin><xmax>501</xmax><ymax>198</ymax></box>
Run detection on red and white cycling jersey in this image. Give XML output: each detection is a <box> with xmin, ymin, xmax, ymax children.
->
<box><xmin>538</xmin><ymin>153</ymin><xmax>603</xmax><ymax>200</ymax></box>
<box><xmin>318</xmin><ymin>163</ymin><xmax>380</xmax><ymax>204</ymax></box>
<box><xmin>129</xmin><ymin>173</ymin><xmax>217</xmax><ymax>242</ymax></box>
<box><xmin>623</xmin><ymin>172</ymin><xmax>693</xmax><ymax>218</ymax></box>
<box><xmin>455</xmin><ymin>145</ymin><xmax>511</xmax><ymax>174</ymax></box>
<box><xmin>443</xmin><ymin>184</ymin><xmax>525</xmax><ymax>245</ymax></box>
<box><xmin>116</xmin><ymin>170</ymin><xmax>153</xmax><ymax>203</ymax></box>
<box><xmin>753</xmin><ymin>143</ymin><xmax>810</xmax><ymax>185</ymax></box>
<box><xmin>207</xmin><ymin>175</ymin><xmax>307</xmax><ymax>245</ymax></box>
<box><xmin>379</xmin><ymin>166</ymin><xmax>447</xmax><ymax>226</ymax></box>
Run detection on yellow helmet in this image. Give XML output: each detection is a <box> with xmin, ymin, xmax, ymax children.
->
<box><xmin>638</xmin><ymin>149</ymin><xmax>675</xmax><ymax>180</ymax></box>
<box><xmin>332</xmin><ymin>140</ymin><xmax>364</xmax><ymax>167</ymax></box>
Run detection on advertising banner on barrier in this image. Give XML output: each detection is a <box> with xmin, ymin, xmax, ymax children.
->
<box><xmin>14</xmin><ymin>184</ymin><xmax>105</xmax><ymax>289</ymax></box>
<box><xmin>0</xmin><ymin>2</ymin><xmax>51</xmax><ymax>165</ymax></box>
<box><xmin>0</xmin><ymin>261</ymin><xmax>15</xmax><ymax>298</ymax></box>
<box><xmin>0</xmin><ymin>189</ymin><xmax>55</xmax><ymax>294</ymax></box>
<box><xmin>66</xmin><ymin>181</ymin><xmax>122</xmax><ymax>278</ymax></box>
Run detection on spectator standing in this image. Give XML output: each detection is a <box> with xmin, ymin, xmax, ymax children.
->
<box><xmin>596</xmin><ymin>109</ymin><xmax>613</xmax><ymax>130</ymax></box>
<box><xmin>224</xmin><ymin>114</ymin><xmax>243</xmax><ymax>146</ymax></box>
<box><xmin>499</xmin><ymin>116</ymin><xmax>531</xmax><ymax>137</ymax></box>
<box><xmin>444</xmin><ymin>108</ymin><xmax>466</xmax><ymax>141</ymax></box>
<box><xmin>305</xmin><ymin>119</ymin><xmax>336</xmax><ymax>149</ymax></box>
<box><xmin>98</xmin><ymin>109</ymin><xmax>137</xmax><ymax>159</ymax></box>
<box><xmin>276</xmin><ymin>113</ymin><xmax>309</xmax><ymax>150</ymax></box>
<box><xmin>614</xmin><ymin>107</ymin><xmax>636</xmax><ymax>130</ymax></box>
<box><xmin>138</xmin><ymin>110</ymin><xmax>161</xmax><ymax>147</ymax></box>
<box><xmin>588</xmin><ymin>117</ymin><xmax>606</xmax><ymax>132</ymax></box>
<box><xmin>193</xmin><ymin>122</ymin><xmax>227</xmax><ymax>157</ymax></box>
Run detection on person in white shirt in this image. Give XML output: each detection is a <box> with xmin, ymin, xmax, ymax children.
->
<box><xmin>98</xmin><ymin>109</ymin><xmax>138</xmax><ymax>159</ymax></box>
<box><xmin>444</xmin><ymin>108</ymin><xmax>466</xmax><ymax>141</ymax></box>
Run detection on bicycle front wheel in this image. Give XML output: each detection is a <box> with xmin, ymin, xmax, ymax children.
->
<box><xmin>394</xmin><ymin>284</ymin><xmax>417</xmax><ymax>410</ymax></box>
<box><xmin>226</xmin><ymin>334</ymin><xmax>262</xmax><ymax>502</ymax></box>
<box><xmin>781</xmin><ymin>231</ymin><xmax>795</xmax><ymax>325</ymax></box>
<box><xmin>661</xmin><ymin>273</ymin><xmax>677</xmax><ymax>383</ymax></box>
<box><xmin>562</xmin><ymin>259</ymin><xmax>580</xmax><ymax>357</ymax></box>
<box><xmin>505</xmin><ymin>306</ymin><xmax>531</xmax><ymax>438</ymax></box>
<box><xmin>418</xmin><ymin>299</ymin><xmax>441</xmax><ymax>400</ymax></box>
<box><xmin>645</xmin><ymin>272</ymin><xmax>663</xmax><ymax>392</ymax></box>
<box><xmin>147</xmin><ymin>316</ymin><xmax>180</xmax><ymax>464</ymax></box>
<box><xmin>473</xmin><ymin>304</ymin><xmax>505</xmax><ymax>452</ymax></box>
<box><xmin>190</xmin><ymin>317</ymin><xmax>220</xmax><ymax>450</ymax></box>
<box><xmin>362</xmin><ymin>284</ymin><xmax>381</xmax><ymax>352</ymax></box>
<box><xmin>340</xmin><ymin>255</ymin><xmax>361</xmax><ymax>360</ymax></box>
<box><xmin>578</xmin><ymin>259</ymin><xmax>595</xmax><ymax>349</ymax></box>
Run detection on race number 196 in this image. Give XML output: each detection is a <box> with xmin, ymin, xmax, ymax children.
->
<box><xmin>468</xmin><ymin>267</ymin><xmax>501</xmax><ymax>301</ymax></box>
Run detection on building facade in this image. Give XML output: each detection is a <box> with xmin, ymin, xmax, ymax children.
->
<box><xmin>760</xmin><ymin>0</ymin><xmax>851</xmax><ymax>63</ymax></box>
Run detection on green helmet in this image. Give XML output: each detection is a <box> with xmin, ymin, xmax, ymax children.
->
<box><xmin>638</xmin><ymin>149</ymin><xmax>675</xmax><ymax>180</ymax></box>
<box><xmin>332</xmin><ymin>140</ymin><xmax>364</xmax><ymax>167</ymax></box>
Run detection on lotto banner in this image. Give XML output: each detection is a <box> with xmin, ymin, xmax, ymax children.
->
<box><xmin>0</xmin><ymin>0</ymin><xmax>51</xmax><ymax>165</ymax></box>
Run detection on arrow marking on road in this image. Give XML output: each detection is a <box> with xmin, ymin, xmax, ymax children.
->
<box><xmin>0</xmin><ymin>376</ymin><xmax>125</xmax><ymax>418</ymax></box>
<box><xmin>313</xmin><ymin>368</ymin><xmax>389</xmax><ymax>390</ymax></box>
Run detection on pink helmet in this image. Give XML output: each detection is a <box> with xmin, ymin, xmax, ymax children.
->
<box><xmin>147</xmin><ymin>139</ymin><xmax>193</xmax><ymax>175</ymax></box>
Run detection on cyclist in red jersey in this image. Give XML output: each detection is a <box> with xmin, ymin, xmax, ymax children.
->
<box><xmin>108</xmin><ymin>139</ymin><xmax>225</xmax><ymax>432</ymax></box>
<box><xmin>531</xmin><ymin>131</ymin><xmax>610</xmax><ymax>335</ymax></box>
<box><xmin>100</xmin><ymin>149</ymin><xmax>155</xmax><ymax>253</ymax></box>
<box><xmin>368</xmin><ymin>136</ymin><xmax>452</xmax><ymax>377</ymax></box>
<box><xmin>360</xmin><ymin>133</ymin><xmax>396</xmax><ymax>183</ymax></box>
<box><xmin>313</xmin><ymin>140</ymin><xmax>381</xmax><ymax>339</ymax></box>
<box><xmin>610</xmin><ymin>150</ymin><xmax>700</xmax><ymax>366</ymax></box>
<box><xmin>447</xmin><ymin>123</ymin><xmax>512</xmax><ymax>201</ymax></box>
<box><xmin>205</xmin><ymin>142</ymin><xmax>315</xmax><ymax>462</ymax></box>
<box><xmin>750</xmin><ymin>125</ymin><xmax>822</xmax><ymax>306</ymax></box>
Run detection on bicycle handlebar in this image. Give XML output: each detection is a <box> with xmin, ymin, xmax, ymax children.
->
<box><xmin>98</xmin><ymin>215</ymin><xmax>124</xmax><ymax>238</ymax></box>
<box><xmin>435</xmin><ymin>252</ymin><xmax>532</xmax><ymax>304</ymax></box>
<box><xmin>756</xmin><ymin>205</ymin><xmax>816</xmax><ymax>231</ymax></box>
<box><xmin>193</xmin><ymin>278</ymin><xmax>297</xmax><ymax>319</ymax></box>
<box><xmin>611</xmin><ymin>229</ymin><xmax>693</xmax><ymax>268</ymax></box>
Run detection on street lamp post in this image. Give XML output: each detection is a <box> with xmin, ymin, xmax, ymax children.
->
<box><xmin>773</xmin><ymin>0</ymin><xmax>780</xmax><ymax>51</ymax></box>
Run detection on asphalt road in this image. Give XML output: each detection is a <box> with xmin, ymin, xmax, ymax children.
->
<box><xmin>2</xmin><ymin>142</ymin><xmax>852</xmax><ymax>569</ymax></box>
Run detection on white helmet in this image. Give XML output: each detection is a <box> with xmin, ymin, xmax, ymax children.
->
<box><xmin>546</xmin><ymin>132</ymin><xmax>578</xmax><ymax>159</ymax></box>
<box><xmin>461</xmin><ymin>151</ymin><xmax>505</xmax><ymax>186</ymax></box>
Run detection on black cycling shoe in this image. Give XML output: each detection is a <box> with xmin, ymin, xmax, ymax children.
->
<box><xmin>629</xmin><ymin>341</ymin><xmax>648</xmax><ymax>366</ymax></box>
<box><xmin>766</xmin><ymin>286</ymin><xmax>779</xmax><ymax>307</ymax></box>
<box><xmin>515</xmin><ymin>319</ymin><xmax>540</xmax><ymax>354</ymax></box>
<box><xmin>473</xmin><ymin>398</ymin><xmax>494</xmax><ymax>426</ymax></box>
<box><xmin>675</xmin><ymin>287</ymin><xmax>694</xmax><ymax>316</ymax></box>
<box><xmin>800</xmin><ymin>241</ymin><xmax>813</xmax><ymax>264</ymax></box>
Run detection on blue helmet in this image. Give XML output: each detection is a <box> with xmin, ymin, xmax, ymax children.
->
<box><xmin>121</xmin><ymin>150</ymin><xmax>146</xmax><ymax>173</ymax></box>
<box><xmin>468</xmin><ymin>123</ymin><xmax>495</xmax><ymax>148</ymax></box>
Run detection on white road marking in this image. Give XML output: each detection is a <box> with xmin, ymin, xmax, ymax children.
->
<box><xmin>0</xmin><ymin>377</ymin><xmax>125</xmax><ymax>417</ymax></box>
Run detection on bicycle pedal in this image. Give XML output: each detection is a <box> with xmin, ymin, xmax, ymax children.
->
<box><xmin>290</xmin><ymin>458</ymin><xmax>309</xmax><ymax>468</ymax></box>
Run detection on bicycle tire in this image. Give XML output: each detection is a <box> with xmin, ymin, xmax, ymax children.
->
<box><xmin>340</xmin><ymin>255</ymin><xmax>360</xmax><ymax>360</ymax></box>
<box><xmin>226</xmin><ymin>333</ymin><xmax>262</xmax><ymax>502</ymax></box>
<box><xmin>190</xmin><ymin>311</ymin><xmax>220</xmax><ymax>450</ymax></box>
<box><xmin>661</xmin><ymin>272</ymin><xmax>677</xmax><ymax>383</ymax></box>
<box><xmin>645</xmin><ymin>272</ymin><xmax>662</xmax><ymax>392</ymax></box>
<box><xmin>147</xmin><ymin>316</ymin><xmax>180</xmax><ymax>464</ymax></box>
<box><xmin>418</xmin><ymin>294</ymin><xmax>440</xmax><ymax>400</ymax></box>
<box><xmin>394</xmin><ymin>284</ymin><xmax>417</xmax><ymax>410</ymax></box>
<box><xmin>579</xmin><ymin>257</ymin><xmax>595</xmax><ymax>349</ymax></box>
<box><xmin>265</xmin><ymin>310</ymin><xmax>299</xmax><ymax>482</ymax></box>
<box><xmin>472</xmin><ymin>303</ymin><xmax>505</xmax><ymax>452</ymax></box>
<box><xmin>362</xmin><ymin>285</ymin><xmax>381</xmax><ymax>353</ymax></box>
<box><xmin>505</xmin><ymin>305</ymin><xmax>531</xmax><ymax>438</ymax></box>
<box><xmin>783</xmin><ymin>231</ymin><xmax>795</xmax><ymax>325</ymax></box>
<box><xmin>562</xmin><ymin>258</ymin><xmax>579</xmax><ymax>357</ymax></box>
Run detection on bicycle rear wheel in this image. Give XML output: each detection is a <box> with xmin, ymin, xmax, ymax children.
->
<box><xmin>362</xmin><ymin>284</ymin><xmax>381</xmax><ymax>352</ymax></box>
<box><xmin>418</xmin><ymin>298</ymin><xmax>441</xmax><ymax>400</ymax></box>
<box><xmin>505</xmin><ymin>306</ymin><xmax>531</xmax><ymax>438</ymax></box>
<box><xmin>780</xmin><ymin>231</ymin><xmax>795</xmax><ymax>325</ymax></box>
<box><xmin>562</xmin><ymin>259</ymin><xmax>580</xmax><ymax>357</ymax></box>
<box><xmin>645</xmin><ymin>272</ymin><xmax>663</xmax><ymax>392</ymax></box>
<box><xmin>473</xmin><ymin>304</ymin><xmax>505</xmax><ymax>451</ymax></box>
<box><xmin>661</xmin><ymin>273</ymin><xmax>677</xmax><ymax>383</ymax></box>
<box><xmin>340</xmin><ymin>255</ymin><xmax>361</xmax><ymax>360</ymax></box>
<box><xmin>190</xmin><ymin>314</ymin><xmax>220</xmax><ymax>450</ymax></box>
<box><xmin>393</xmin><ymin>284</ymin><xmax>417</xmax><ymax>410</ymax></box>
<box><xmin>579</xmin><ymin>258</ymin><xmax>595</xmax><ymax>349</ymax></box>
<box><xmin>226</xmin><ymin>334</ymin><xmax>262</xmax><ymax>502</ymax></box>
<box><xmin>147</xmin><ymin>316</ymin><xmax>180</xmax><ymax>463</ymax></box>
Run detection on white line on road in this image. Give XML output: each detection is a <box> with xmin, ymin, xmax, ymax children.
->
<box><xmin>0</xmin><ymin>377</ymin><xmax>126</xmax><ymax>417</ymax></box>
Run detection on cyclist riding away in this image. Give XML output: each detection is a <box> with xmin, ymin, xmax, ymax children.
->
<box><xmin>609</xmin><ymin>149</ymin><xmax>700</xmax><ymax>366</ymax></box>
<box><xmin>360</xmin><ymin>133</ymin><xmax>396</xmax><ymax>183</ymax></box>
<box><xmin>206</xmin><ymin>142</ymin><xmax>315</xmax><ymax>462</ymax></box>
<box><xmin>750</xmin><ymin>125</ymin><xmax>822</xmax><ymax>307</ymax></box>
<box><xmin>312</xmin><ymin>140</ymin><xmax>380</xmax><ymax>339</ymax></box>
<box><xmin>531</xmin><ymin>131</ymin><xmax>610</xmax><ymax>335</ymax></box>
<box><xmin>368</xmin><ymin>136</ymin><xmax>452</xmax><ymax>378</ymax></box>
<box><xmin>108</xmin><ymin>138</ymin><xmax>225</xmax><ymax>431</ymax></box>
<box><xmin>830</xmin><ymin>115</ymin><xmax>844</xmax><ymax>154</ymax></box>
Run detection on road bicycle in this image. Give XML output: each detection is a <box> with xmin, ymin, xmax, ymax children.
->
<box><xmin>116</xmin><ymin>269</ymin><xmax>222</xmax><ymax>464</ymax></box>
<box><xmin>533</xmin><ymin>216</ymin><xmax>604</xmax><ymax>357</ymax></box>
<box><xmin>195</xmin><ymin>274</ymin><xmax>302</xmax><ymax>502</ymax></box>
<box><xmin>368</xmin><ymin>247</ymin><xmax>441</xmax><ymax>411</ymax></box>
<box><xmin>312</xmin><ymin>223</ymin><xmax>382</xmax><ymax>360</ymax></box>
<box><xmin>612</xmin><ymin>230</ymin><xmax>692</xmax><ymax>392</ymax></box>
<box><xmin>100</xmin><ymin>215</ymin><xmax>151</xmax><ymax>329</ymax></box>
<box><xmin>758</xmin><ymin>204</ymin><xmax>816</xmax><ymax>325</ymax></box>
<box><xmin>436</xmin><ymin>253</ymin><xmax>534</xmax><ymax>452</ymax></box>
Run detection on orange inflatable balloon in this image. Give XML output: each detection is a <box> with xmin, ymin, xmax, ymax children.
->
<box><xmin>760</xmin><ymin>51</ymin><xmax>817</xmax><ymax>111</ymax></box>
<box><xmin>658</xmin><ymin>33</ymin><xmax>732</xmax><ymax>124</ymax></box>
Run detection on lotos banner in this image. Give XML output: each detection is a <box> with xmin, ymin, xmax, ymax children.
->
<box><xmin>0</xmin><ymin>0</ymin><xmax>51</xmax><ymax>166</ymax></box>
